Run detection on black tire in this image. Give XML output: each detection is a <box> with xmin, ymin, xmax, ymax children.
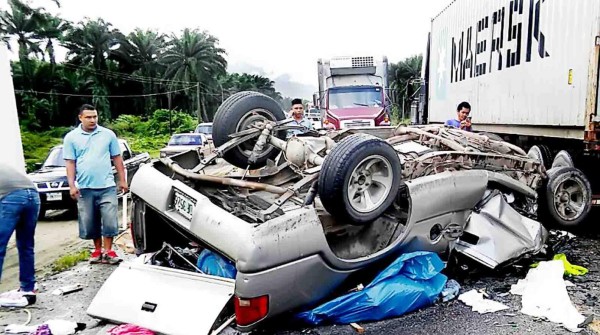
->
<box><xmin>479</xmin><ymin>132</ymin><xmax>503</xmax><ymax>141</ymax></box>
<box><xmin>318</xmin><ymin>134</ymin><xmax>402</xmax><ymax>225</ymax></box>
<box><xmin>551</xmin><ymin>150</ymin><xmax>575</xmax><ymax>169</ymax></box>
<box><xmin>212</xmin><ymin>92</ymin><xmax>287</xmax><ymax>168</ymax></box>
<box><xmin>528</xmin><ymin>145</ymin><xmax>552</xmax><ymax>169</ymax></box>
<box><xmin>539</xmin><ymin>166</ymin><xmax>592</xmax><ymax>229</ymax></box>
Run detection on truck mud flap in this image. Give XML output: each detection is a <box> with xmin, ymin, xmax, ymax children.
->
<box><xmin>87</xmin><ymin>260</ymin><xmax>234</xmax><ymax>335</ymax></box>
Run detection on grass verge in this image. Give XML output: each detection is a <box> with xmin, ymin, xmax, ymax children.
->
<box><xmin>52</xmin><ymin>249</ymin><xmax>90</xmax><ymax>272</ymax></box>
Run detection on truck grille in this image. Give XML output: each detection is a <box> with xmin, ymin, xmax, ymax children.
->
<box><xmin>342</xmin><ymin>120</ymin><xmax>374</xmax><ymax>128</ymax></box>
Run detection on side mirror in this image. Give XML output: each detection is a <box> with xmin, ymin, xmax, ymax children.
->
<box><xmin>35</xmin><ymin>162</ymin><xmax>43</xmax><ymax>169</ymax></box>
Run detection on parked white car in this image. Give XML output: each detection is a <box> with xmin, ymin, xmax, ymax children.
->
<box><xmin>159</xmin><ymin>133</ymin><xmax>211</xmax><ymax>159</ymax></box>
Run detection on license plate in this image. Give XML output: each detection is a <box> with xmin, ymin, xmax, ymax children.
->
<box><xmin>46</xmin><ymin>192</ymin><xmax>62</xmax><ymax>201</ymax></box>
<box><xmin>173</xmin><ymin>190</ymin><xmax>196</xmax><ymax>220</ymax></box>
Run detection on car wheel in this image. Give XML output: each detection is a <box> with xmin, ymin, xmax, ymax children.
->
<box><xmin>540</xmin><ymin>166</ymin><xmax>592</xmax><ymax>229</ymax></box>
<box><xmin>551</xmin><ymin>150</ymin><xmax>575</xmax><ymax>169</ymax></box>
<box><xmin>212</xmin><ymin>91</ymin><xmax>287</xmax><ymax>169</ymax></box>
<box><xmin>318</xmin><ymin>134</ymin><xmax>402</xmax><ymax>225</ymax></box>
<box><xmin>528</xmin><ymin>145</ymin><xmax>552</xmax><ymax>169</ymax></box>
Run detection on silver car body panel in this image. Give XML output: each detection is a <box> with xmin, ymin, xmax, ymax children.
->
<box><xmin>87</xmin><ymin>261</ymin><xmax>234</xmax><ymax>335</ymax></box>
<box><xmin>124</xmin><ymin>164</ymin><xmax>502</xmax><ymax>324</ymax></box>
<box><xmin>455</xmin><ymin>191</ymin><xmax>548</xmax><ymax>269</ymax></box>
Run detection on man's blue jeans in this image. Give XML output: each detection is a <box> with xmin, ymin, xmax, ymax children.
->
<box><xmin>0</xmin><ymin>189</ymin><xmax>40</xmax><ymax>291</ymax></box>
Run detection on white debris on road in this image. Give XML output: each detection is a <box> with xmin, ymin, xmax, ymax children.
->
<box><xmin>510</xmin><ymin>260</ymin><xmax>586</xmax><ymax>332</ymax></box>
<box><xmin>458</xmin><ymin>289</ymin><xmax>509</xmax><ymax>314</ymax></box>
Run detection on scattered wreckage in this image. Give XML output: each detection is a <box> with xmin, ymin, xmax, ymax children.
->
<box><xmin>88</xmin><ymin>92</ymin><xmax>592</xmax><ymax>334</ymax></box>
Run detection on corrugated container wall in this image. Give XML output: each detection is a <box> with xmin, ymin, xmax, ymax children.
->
<box><xmin>427</xmin><ymin>0</ymin><xmax>600</xmax><ymax>137</ymax></box>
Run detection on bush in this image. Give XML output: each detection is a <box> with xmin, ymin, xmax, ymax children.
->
<box><xmin>21</xmin><ymin>127</ymin><xmax>70</xmax><ymax>172</ymax></box>
<box><xmin>146</xmin><ymin>109</ymin><xmax>196</xmax><ymax>135</ymax></box>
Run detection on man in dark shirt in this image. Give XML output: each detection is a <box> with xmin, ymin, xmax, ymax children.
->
<box><xmin>0</xmin><ymin>163</ymin><xmax>40</xmax><ymax>307</ymax></box>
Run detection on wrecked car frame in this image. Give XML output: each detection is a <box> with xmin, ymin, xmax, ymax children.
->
<box><xmin>88</xmin><ymin>92</ymin><xmax>592</xmax><ymax>334</ymax></box>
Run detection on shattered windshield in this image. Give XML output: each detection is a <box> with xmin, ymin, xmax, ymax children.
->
<box><xmin>43</xmin><ymin>147</ymin><xmax>65</xmax><ymax>168</ymax></box>
<box><xmin>168</xmin><ymin>134</ymin><xmax>203</xmax><ymax>146</ymax></box>
<box><xmin>328</xmin><ymin>87</ymin><xmax>383</xmax><ymax>109</ymax></box>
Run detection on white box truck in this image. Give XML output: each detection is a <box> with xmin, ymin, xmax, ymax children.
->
<box><xmin>421</xmin><ymin>0</ymin><xmax>600</xmax><ymax>220</ymax></box>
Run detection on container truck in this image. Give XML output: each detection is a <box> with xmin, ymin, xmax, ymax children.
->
<box><xmin>315</xmin><ymin>56</ymin><xmax>391</xmax><ymax>129</ymax></box>
<box><xmin>420</xmin><ymin>0</ymin><xmax>600</xmax><ymax>227</ymax></box>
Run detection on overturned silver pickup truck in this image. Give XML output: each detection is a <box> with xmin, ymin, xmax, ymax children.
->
<box><xmin>88</xmin><ymin>92</ymin><xmax>592</xmax><ymax>335</ymax></box>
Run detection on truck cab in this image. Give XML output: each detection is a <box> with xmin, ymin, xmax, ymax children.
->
<box><xmin>316</xmin><ymin>56</ymin><xmax>391</xmax><ymax>130</ymax></box>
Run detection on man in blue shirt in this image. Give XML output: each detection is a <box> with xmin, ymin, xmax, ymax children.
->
<box><xmin>445</xmin><ymin>101</ymin><xmax>472</xmax><ymax>131</ymax></box>
<box><xmin>63</xmin><ymin>104</ymin><xmax>127</xmax><ymax>265</ymax></box>
<box><xmin>287</xmin><ymin>98</ymin><xmax>313</xmax><ymax>137</ymax></box>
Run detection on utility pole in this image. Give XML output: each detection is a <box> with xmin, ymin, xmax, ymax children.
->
<box><xmin>167</xmin><ymin>92</ymin><xmax>172</xmax><ymax>135</ymax></box>
<box><xmin>196</xmin><ymin>83</ymin><xmax>202</xmax><ymax>123</ymax></box>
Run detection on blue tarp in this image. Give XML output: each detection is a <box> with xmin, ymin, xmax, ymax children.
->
<box><xmin>296</xmin><ymin>251</ymin><xmax>447</xmax><ymax>325</ymax></box>
<box><xmin>196</xmin><ymin>249</ymin><xmax>237</xmax><ymax>279</ymax></box>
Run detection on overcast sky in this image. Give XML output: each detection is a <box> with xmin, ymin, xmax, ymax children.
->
<box><xmin>1</xmin><ymin>0</ymin><xmax>452</xmax><ymax>98</ymax></box>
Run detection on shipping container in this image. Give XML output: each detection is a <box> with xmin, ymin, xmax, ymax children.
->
<box><xmin>424</xmin><ymin>0</ymin><xmax>600</xmax><ymax>141</ymax></box>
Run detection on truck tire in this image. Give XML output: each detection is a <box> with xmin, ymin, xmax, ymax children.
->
<box><xmin>540</xmin><ymin>166</ymin><xmax>592</xmax><ymax>229</ymax></box>
<box><xmin>528</xmin><ymin>145</ymin><xmax>552</xmax><ymax>169</ymax></box>
<box><xmin>212</xmin><ymin>92</ymin><xmax>287</xmax><ymax>169</ymax></box>
<box><xmin>551</xmin><ymin>150</ymin><xmax>575</xmax><ymax>169</ymax></box>
<box><xmin>318</xmin><ymin>134</ymin><xmax>402</xmax><ymax>225</ymax></box>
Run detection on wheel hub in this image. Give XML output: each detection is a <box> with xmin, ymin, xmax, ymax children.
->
<box><xmin>553</xmin><ymin>179</ymin><xmax>586</xmax><ymax>220</ymax></box>
<box><xmin>347</xmin><ymin>155</ymin><xmax>393</xmax><ymax>213</ymax></box>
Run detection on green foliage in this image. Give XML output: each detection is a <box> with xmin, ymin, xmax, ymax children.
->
<box><xmin>107</xmin><ymin>109</ymin><xmax>197</xmax><ymax>158</ymax></box>
<box><xmin>122</xmin><ymin>134</ymin><xmax>171</xmax><ymax>158</ymax></box>
<box><xmin>146</xmin><ymin>109</ymin><xmax>196</xmax><ymax>135</ymax></box>
<box><xmin>20</xmin><ymin>126</ymin><xmax>70</xmax><ymax>172</ymax></box>
<box><xmin>389</xmin><ymin>54</ymin><xmax>423</xmax><ymax>120</ymax></box>
<box><xmin>3</xmin><ymin>0</ymin><xmax>284</xmax><ymax>130</ymax></box>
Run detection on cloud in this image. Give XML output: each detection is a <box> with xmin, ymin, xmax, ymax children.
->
<box><xmin>273</xmin><ymin>74</ymin><xmax>316</xmax><ymax>100</ymax></box>
<box><xmin>228</xmin><ymin>62</ymin><xmax>317</xmax><ymax>100</ymax></box>
<box><xmin>227</xmin><ymin>62</ymin><xmax>269</xmax><ymax>76</ymax></box>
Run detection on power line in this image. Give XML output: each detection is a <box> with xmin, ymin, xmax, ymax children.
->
<box><xmin>61</xmin><ymin>63</ymin><xmax>222</xmax><ymax>92</ymax></box>
<box><xmin>61</xmin><ymin>63</ymin><xmax>196</xmax><ymax>85</ymax></box>
<box><xmin>14</xmin><ymin>84</ymin><xmax>199</xmax><ymax>98</ymax></box>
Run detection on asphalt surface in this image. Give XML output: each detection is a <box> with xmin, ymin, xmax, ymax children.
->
<box><xmin>1</xmin><ymin>216</ymin><xmax>599</xmax><ymax>334</ymax></box>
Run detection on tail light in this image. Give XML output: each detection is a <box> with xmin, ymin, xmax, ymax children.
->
<box><xmin>234</xmin><ymin>295</ymin><xmax>269</xmax><ymax>326</ymax></box>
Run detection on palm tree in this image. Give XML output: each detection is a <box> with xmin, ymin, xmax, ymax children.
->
<box><xmin>113</xmin><ymin>29</ymin><xmax>166</xmax><ymax>114</ymax></box>
<box><xmin>389</xmin><ymin>54</ymin><xmax>423</xmax><ymax>119</ymax></box>
<box><xmin>37</xmin><ymin>13</ymin><xmax>69</xmax><ymax>66</ymax></box>
<box><xmin>0</xmin><ymin>0</ymin><xmax>45</xmax><ymax>83</ymax></box>
<box><xmin>160</xmin><ymin>28</ymin><xmax>227</xmax><ymax>122</ymax></box>
<box><xmin>63</xmin><ymin>18</ymin><xmax>122</xmax><ymax>71</ymax></box>
<box><xmin>63</xmin><ymin>18</ymin><xmax>124</xmax><ymax>119</ymax></box>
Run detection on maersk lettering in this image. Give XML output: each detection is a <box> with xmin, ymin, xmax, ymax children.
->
<box><xmin>451</xmin><ymin>0</ymin><xmax>549</xmax><ymax>83</ymax></box>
